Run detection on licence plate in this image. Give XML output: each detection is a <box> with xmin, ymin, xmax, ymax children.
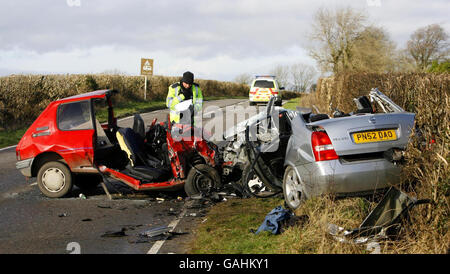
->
<box><xmin>352</xmin><ymin>129</ymin><xmax>397</xmax><ymax>144</ymax></box>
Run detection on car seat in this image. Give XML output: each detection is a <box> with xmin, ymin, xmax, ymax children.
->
<box><xmin>133</xmin><ymin>114</ymin><xmax>146</xmax><ymax>140</ymax></box>
<box><xmin>116</xmin><ymin>128</ymin><xmax>170</xmax><ymax>182</ymax></box>
<box><xmin>354</xmin><ymin>96</ymin><xmax>374</xmax><ymax>114</ymax></box>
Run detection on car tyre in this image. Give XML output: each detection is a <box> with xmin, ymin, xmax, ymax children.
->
<box><xmin>283</xmin><ymin>165</ymin><xmax>306</xmax><ymax>210</ymax></box>
<box><xmin>37</xmin><ymin>161</ymin><xmax>73</xmax><ymax>198</ymax></box>
<box><xmin>184</xmin><ymin>164</ymin><xmax>221</xmax><ymax>197</ymax></box>
<box><xmin>249</xmin><ymin>101</ymin><xmax>255</xmax><ymax>106</ymax></box>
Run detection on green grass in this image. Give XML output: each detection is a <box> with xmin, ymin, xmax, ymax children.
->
<box><xmin>282</xmin><ymin>97</ymin><xmax>302</xmax><ymax>111</ymax></box>
<box><xmin>0</xmin><ymin>128</ymin><xmax>28</xmax><ymax>148</ymax></box>
<box><xmin>189</xmin><ymin>197</ymin><xmax>287</xmax><ymax>254</ymax></box>
<box><xmin>188</xmin><ymin>195</ymin><xmax>375</xmax><ymax>254</ymax></box>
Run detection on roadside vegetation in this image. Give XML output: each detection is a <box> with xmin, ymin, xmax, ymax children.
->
<box><xmin>0</xmin><ymin>74</ymin><xmax>249</xmax><ymax>132</ymax></box>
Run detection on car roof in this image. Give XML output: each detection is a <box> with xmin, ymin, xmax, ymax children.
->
<box><xmin>254</xmin><ymin>75</ymin><xmax>276</xmax><ymax>80</ymax></box>
<box><xmin>56</xmin><ymin>89</ymin><xmax>117</xmax><ymax>103</ymax></box>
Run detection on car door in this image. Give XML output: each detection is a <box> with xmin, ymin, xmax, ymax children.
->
<box><xmin>55</xmin><ymin>100</ymin><xmax>96</xmax><ymax>171</ymax></box>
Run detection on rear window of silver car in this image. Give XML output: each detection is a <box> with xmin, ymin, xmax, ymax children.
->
<box><xmin>253</xmin><ymin>80</ymin><xmax>275</xmax><ymax>88</ymax></box>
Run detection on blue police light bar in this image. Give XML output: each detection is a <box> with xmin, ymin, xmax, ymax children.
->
<box><xmin>255</xmin><ymin>75</ymin><xmax>276</xmax><ymax>78</ymax></box>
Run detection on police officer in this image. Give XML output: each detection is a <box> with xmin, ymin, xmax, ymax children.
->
<box><xmin>166</xmin><ymin>71</ymin><xmax>203</xmax><ymax>124</ymax></box>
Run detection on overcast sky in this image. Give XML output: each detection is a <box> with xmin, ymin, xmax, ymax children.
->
<box><xmin>0</xmin><ymin>0</ymin><xmax>448</xmax><ymax>81</ymax></box>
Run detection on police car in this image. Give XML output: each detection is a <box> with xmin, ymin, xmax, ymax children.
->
<box><xmin>249</xmin><ymin>75</ymin><xmax>283</xmax><ymax>106</ymax></box>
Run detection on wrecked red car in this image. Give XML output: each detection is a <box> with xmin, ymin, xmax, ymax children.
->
<box><xmin>15</xmin><ymin>89</ymin><xmax>222</xmax><ymax>198</ymax></box>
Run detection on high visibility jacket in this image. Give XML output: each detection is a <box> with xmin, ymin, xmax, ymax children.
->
<box><xmin>166</xmin><ymin>82</ymin><xmax>203</xmax><ymax>123</ymax></box>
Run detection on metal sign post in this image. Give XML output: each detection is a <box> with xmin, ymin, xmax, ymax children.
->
<box><xmin>140</xmin><ymin>58</ymin><xmax>154</xmax><ymax>100</ymax></box>
<box><xmin>144</xmin><ymin>76</ymin><xmax>147</xmax><ymax>100</ymax></box>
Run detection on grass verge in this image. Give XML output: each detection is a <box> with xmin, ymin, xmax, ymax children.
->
<box><xmin>282</xmin><ymin>97</ymin><xmax>302</xmax><ymax>111</ymax></box>
<box><xmin>187</xmin><ymin>195</ymin><xmax>379</xmax><ymax>254</ymax></box>
<box><xmin>0</xmin><ymin>128</ymin><xmax>28</xmax><ymax>149</ymax></box>
<box><xmin>188</xmin><ymin>197</ymin><xmax>286</xmax><ymax>254</ymax></box>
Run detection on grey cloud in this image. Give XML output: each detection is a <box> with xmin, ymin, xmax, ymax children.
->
<box><xmin>0</xmin><ymin>0</ymin><xmax>448</xmax><ymax>61</ymax></box>
<box><xmin>0</xmin><ymin>0</ymin><xmax>311</xmax><ymax>58</ymax></box>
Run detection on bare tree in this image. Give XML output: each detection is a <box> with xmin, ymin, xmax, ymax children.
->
<box><xmin>350</xmin><ymin>26</ymin><xmax>396</xmax><ymax>73</ymax></box>
<box><xmin>290</xmin><ymin>63</ymin><xmax>317</xmax><ymax>92</ymax></box>
<box><xmin>234</xmin><ymin>73</ymin><xmax>253</xmax><ymax>85</ymax></box>
<box><xmin>407</xmin><ymin>24</ymin><xmax>449</xmax><ymax>71</ymax></box>
<box><xmin>391</xmin><ymin>49</ymin><xmax>417</xmax><ymax>73</ymax></box>
<box><xmin>309</xmin><ymin>7</ymin><xmax>366</xmax><ymax>74</ymax></box>
<box><xmin>269</xmin><ymin>65</ymin><xmax>290</xmax><ymax>88</ymax></box>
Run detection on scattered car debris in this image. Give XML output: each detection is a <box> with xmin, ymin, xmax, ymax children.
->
<box><xmin>101</xmin><ymin>228</ymin><xmax>127</xmax><ymax>238</ymax></box>
<box><xmin>128</xmin><ymin>226</ymin><xmax>188</xmax><ymax>244</ymax></box>
<box><xmin>139</xmin><ymin>226</ymin><xmax>172</xmax><ymax>238</ymax></box>
<box><xmin>168</xmin><ymin>208</ymin><xmax>179</xmax><ymax>216</ymax></box>
<box><xmin>79</xmin><ymin>193</ymin><xmax>87</xmax><ymax>199</ymax></box>
<box><xmin>58</xmin><ymin>213</ymin><xmax>68</xmax><ymax>218</ymax></box>
<box><xmin>120</xmin><ymin>224</ymin><xmax>143</xmax><ymax>230</ymax></box>
<box><xmin>327</xmin><ymin>187</ymin><xmax>431</xmax><ymax>253</ymax></box>
<box><xmin>81</xmin><ymin>218</ymin><xmax>92</xmax><ymax>222</ymax></box>
<box><xmin>97</xmin><ymin>204</ymin><xmax>112</xmax><ymax>209</ymax></box>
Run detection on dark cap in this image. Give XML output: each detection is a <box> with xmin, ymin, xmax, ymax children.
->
<box><xmin>181</xmin><ymin>71</ymin><xmax>194</xmax><ymax>85</ymax></box>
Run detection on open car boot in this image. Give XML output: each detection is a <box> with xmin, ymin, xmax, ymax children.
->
<box><xmin>116</xmin><ymin>127</ymin><xmax>171</xmax><ymax>183</ymax></box>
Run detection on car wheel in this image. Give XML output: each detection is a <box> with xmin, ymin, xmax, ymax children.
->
<box><xmin>249</xmin><ymin>101</ymin><xmax>255</xmax><ymax>106</ymax></box>
<box><xmin>184</xmin><ymin>164</ymin><xmax>221</xmax><ymax>197</ymax></box>
<box><xmin>242</xmin><ymin>164</ymin><xmax>280</xmax><ymax>198</ymax></box>
<box><xmin>283</xmin><ymin>165</ymin><xmax>306</xmax><ymax>210</ymax></box>
<box><xmin>37</xmin><ymin>161</ymin><xmax>73</xmax><ymax>198</ymax></box>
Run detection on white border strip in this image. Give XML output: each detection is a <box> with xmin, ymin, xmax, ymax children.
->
<box><xmin>0</xmin><ymin>145</ymin><xmax>17</xmax><ymax>152</ymax></box>
<box><xmin>147</xmin><ymin>207</ymin><xmax>187</xmax><ymax>254</ymax></box>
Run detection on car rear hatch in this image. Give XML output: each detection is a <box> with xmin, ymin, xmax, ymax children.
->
<box><xmin>308</xmin><ymin>112</ymin><xmax>415</xmax><ymax>156</ymax></box>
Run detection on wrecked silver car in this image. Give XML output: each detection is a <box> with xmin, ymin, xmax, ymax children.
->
<box><xmin>222</xmin><ymin>89</ymin><xmax>415</xmax><ymax>209</ymax></box>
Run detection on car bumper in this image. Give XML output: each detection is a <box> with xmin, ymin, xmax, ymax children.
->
<box><xmin>16</xmin><ymin>158</ymin><xmax>34</xmax><ymax>177</ymax></box>
<box><xmin>250</xmin><ymin>94</ymin><xmax>280</xmax><ymax>102</ymax></box>
<box><xmin>294</xmin><ymin>158</ymin><xmax>401</xmax><ymax>198</ymax></box>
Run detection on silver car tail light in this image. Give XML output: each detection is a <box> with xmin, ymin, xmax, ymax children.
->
<box><xmin>311</xmin><ymin>131</ymin><xmax>339</xmax><ymax>161</ymax></box>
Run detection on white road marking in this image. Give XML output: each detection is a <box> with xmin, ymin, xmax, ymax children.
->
<box><xmin>0</xmin><ymin>145</ymin><xmax>17</xmax><ymax>152</ymax></box>
<box><xmin>147</xmin><ymin>207</ymin><xmax>187</xmax><ymax>254</ymax></box>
